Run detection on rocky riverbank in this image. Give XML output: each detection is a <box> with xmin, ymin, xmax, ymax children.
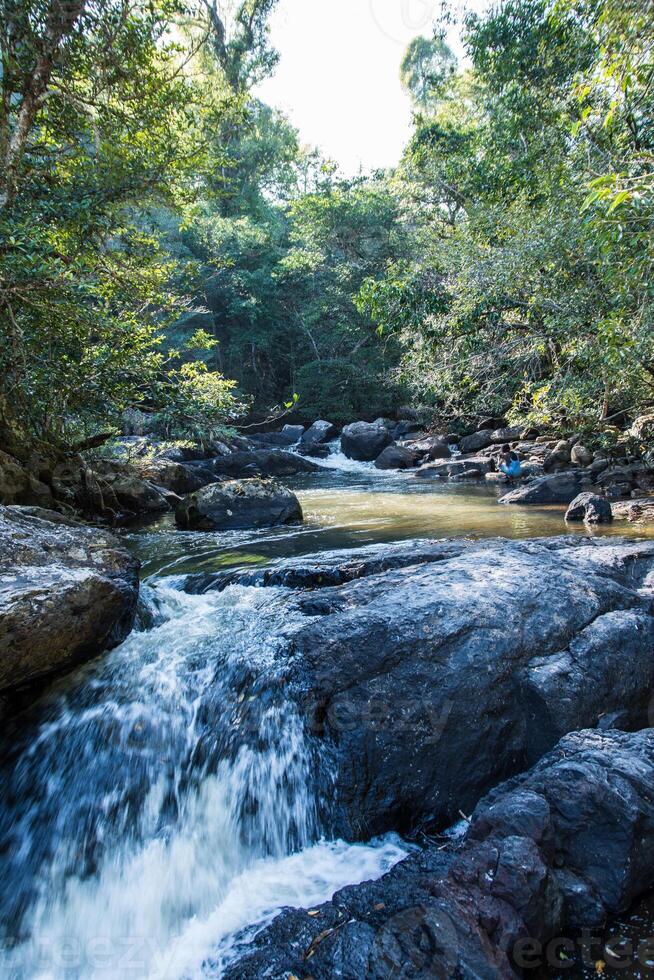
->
<box><xmin>2</xmin><ymin>411</ymin><xmax>654</xmax><ymax>527</ymax></box>
<box><xmin>0</xmin><ymin>506</ymin><xmax>139</xmax><ymax>715</ymax></box>
<box><xmin>3</xmin><ymin>494</ymin><xmax>654</xmax><ymax>973</ymax></box>
<box><xmin>208</xmin><ymin>535</ymin><xmax>654</xmax><ymax>977</ymax></box>
<box><xmin>190</xmin><ymin>535</ymin><xmax>654</xmax><ymax>839</ymax></box>
<box><xmin>225</xmin><ymin>729</ymin><xmax>654</xmax><ymax>979</ymax></box>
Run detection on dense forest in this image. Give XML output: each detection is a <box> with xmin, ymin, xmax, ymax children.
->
<box><xmin>1</xmin><ymin>0</ymin><xmax>653</xmax><ymax>454</ymax></box>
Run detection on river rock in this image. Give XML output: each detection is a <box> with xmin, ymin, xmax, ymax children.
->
<box><xmin>0</xmin><ymin>506</ymin><xmax>139</xmax><ymax>695</ymax></box>
<box><xmin>565</xmin><ymin>492</ymin><xmax>613</xmax><ymax>524</ymax></box>
<box><xmin>340</xmin><ymin>421</ymin><xmax>393</xmax><ymax>462</ymax></box>
<box><xmin>373</xmin><ymin>445</ymin><xmax>420</xmax><ymax>470</ymax></box>
<box><xmin>393</xmin><ymin>420</ymin><xmax>423</xmax><ymax>438</ymax></box>
<box><xmin>571</xmin><ymin>443</ymin><xmax>593</xmax><ymax>467</ymax></box>
<box><xmin>282</xmin><ymin>424</ymin><xmax>306</xmax><ymax>441</ymax></box>
<box><xmin>500</xmin><ymin>471</ymin><xmax>584</xmax><ymax>505</ymax></box>
<box><xmin>175</xmin><ymin>478</ymin><xmax>303</xmax><ymax>530</ymax></box>
<box><xmin>0</xmin><ymin>450</ymin><xmax>54</xmax><ymax>508</ymax></box>
<box><xmin>491</xmin><ymin>426</ymin><xmax>523</xmax><ymax>443</ymax></box>
<box><xmin>226</xmin><ymin>729</ymin><xmax>654</xmax><ymax>980</ymax></box>
<box><xmin>184</xmin><ymin>539</ymin><xmax>476</xmax><ymax>594</ymax></box>
<box><xmin>459</xmin><ymin>429</ymin><xmax>495</xmax><ymax>453</ymax></box>
<box><xmin>635</xmin><ymin>468</ymin><xmax>654</xmax><ymax>492</ymax></box>
<box><xmin>543</xmin><ymin>448</ymin><xmax>572</xmax><ymax>472</ymax></box>
<box><xmin>248</xmin><ymin>431</ymin><xmax>299</xmax><ymax>449</ymax></box>
<box><xmin>299</xmin><ymin>420</ymin><xmax>338</xmax><ymax>451</ymax></box>
<box><xmin>589</xmin><ymin>456</ymin><xmax>609</xmax><ymax>476</ymax></box>
<box><xmin>277</xmin><ymin>536</ymin><xmax>654</xmax><ymax>838</ymax></box>
<box><xmin>203</xmin><ymin>449</ymin><xmax>320</xmax><ymax>479</ymax></box>
<box><xmin>90</xmin><ymin>460</ymin><xmax>172</xmax><ymax>516</ymax></box>
<box><xmin>612</xmin><ymin>497</ymin><xmax>654</xmax><ymax>524</ymax></box>
<box><xmin>407</xmin><ymin>435</ymin><xmax>451</xmax><ymax>460</ymax></box>
<box><xmin>414</xmin><ymin>455</ymin><xmax>494</xmax><ymax>479</ymax></box>
<box><xmin>135</xmin><ymin>458</ymin><xmax>210</xmax><ymax>495</ymax></box>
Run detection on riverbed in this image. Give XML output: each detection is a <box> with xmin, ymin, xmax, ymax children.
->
<box><xmin>1</xmin><ymin>453</ymin><xmax>652</xmax><ymax>979</ymax></box>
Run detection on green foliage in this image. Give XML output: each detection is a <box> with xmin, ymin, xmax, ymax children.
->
<box><xmin>362</xmin><ymin>0</ymin><xmax>654</xmax><ymax>431</ymax></box>
<box><xmin>3</xmin><ymin>0</ymin><xmax>653</xmax><ymax>458</ymax></box>
<box><xmin>154</xmin><ymin>361</ymin><xmax>245</xmax><ymax>440</ymax></box>
<box><xmin>293</xmin><ymin>359</ymin><xmax>405</xmax><ymax>424</ymax></box>
<box><xmin>0</xmin><ymin>0</ymin><xmax>247</xmax><ymax>451</ymax></box>
<box><xmin>400</xmin><ymin>35</ymin><xmax>457</xmax><ymax>109</ymax></box>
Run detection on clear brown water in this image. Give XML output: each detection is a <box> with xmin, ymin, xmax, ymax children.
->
<box><xmin>126</xmin><ymin>454</ymin><xmax>654</xmax><ymax>578</ymax></box>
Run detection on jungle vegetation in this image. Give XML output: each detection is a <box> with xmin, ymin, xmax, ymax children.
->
<box><xmin>1</xmin><ymin>0</ymin><xmax>652</xmax><ymax>451</ymax></box>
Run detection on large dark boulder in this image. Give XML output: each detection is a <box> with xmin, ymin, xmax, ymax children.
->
<box><xmin>135</xmin><ymin>458</ymin><xmax>210</xmax><ymax>495</ymax></box>
<box><xmin>276</xmin><ymin>537</ymin><xmax>654</xmax><ymax>839</ymax></box>
<box><xmin>0</xmin><ymin>451</ymin><xmax>53</xmax><ymax>508</ymax></box>
<box><xmin>204</xmin><ymin>450</ymin><xmax>320</xmax><ymax>479</ymax></box>
<box><xmin>282</xmin><ymin>424</ymin><xmax>306</xmax><ymax>442</ymax></box>
<box><xmin>374</xmin><ymin>445</ymin><xmax>420</xmax><ymax>470</ymax></box>
<box><xmin>491</xmin><ymin>426</ymin><xmax>523</xmax><ymax>443</ymax></box>
<box><xmin>248</xmin><ymin>431</ymin><xmax>298</xmax><ymax>449</ymax></box>
<box><xmin>90</xmin><ymin>460</ymin><xmax>172</xmax><ymax>515</ymax></box>
<box><xmin>565</xmin><ymin>492</ymin><xmax>613</xmax><ymax>524</ymax></box>
<box><xmin>393</xmin><ymin>420</ymin><xmax>423</xmax><ymax>438</ymax></box>
<box><xmin>0</xmin><ymin>506</ymin><xmax>139</xmax><ymax>696</ymax></box>
<box><xmin>407</xmin><ymin>436</ymin><xmax>452</xmax><ymax>460</ymax></box>
<box><xmin>226</xmin><ymin>729</ymin><xmax>654</xmax><ymax>980</ymax></box>
<box><xmin>184</xmin><ymin>539</ymin><xmax>475</xmax><ymax>594</ymax></box>
<box><xmin>460</xmin><ymin>428</ymin><xmax>495</xmax><ymax>453</ymax></box>
<box><xmin>298</xmin><ymin>420</ymin><xmax>338</xmax><ymax>453</ymax></box>
<box><xmin>175</xmin><ymin>478</ymin><xmax>302</xmax><ymax>530</ymax></box>
<box><xmin>500</xmin><ymin>471</ymin><xmax>584</xmax><ymax>505</ymax></box>
<box><xmin>341</xmin><ymin>421</ymin><xmax>393</xmax><ymax>462</ymax></box>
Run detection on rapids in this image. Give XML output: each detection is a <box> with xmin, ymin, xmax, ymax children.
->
<box><xmin>1</xmin><ymin>447</ymin><xmax>651</xmax><ymax>978</ymax></box>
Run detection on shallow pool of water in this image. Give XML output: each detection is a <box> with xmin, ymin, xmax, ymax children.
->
<box><xmin>127</xmin><ymin>454</ymin><xmax>654</xmax><ymax>579</ymax></box>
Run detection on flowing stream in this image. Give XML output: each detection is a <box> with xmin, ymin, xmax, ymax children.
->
<box><xmin>1</xmin><ymin>449</ymin><xmax>652</xmax><ymax>979</ymax></box>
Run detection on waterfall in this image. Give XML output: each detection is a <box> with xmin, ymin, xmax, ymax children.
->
<box><xmin>0</xmin><ymin>580</ymin><xmax>405</xmax><ymax>979</ymax></box>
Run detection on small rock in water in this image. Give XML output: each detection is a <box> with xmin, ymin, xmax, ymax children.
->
<box><xmin>175</xmin><ymin>478</ymin><xmax>303</xmax><ymax>530</ymax></box>
<box><xmin>565</xmin><ymin>492</ymin><xmax>613</xmax><ymax>524</ymax></box>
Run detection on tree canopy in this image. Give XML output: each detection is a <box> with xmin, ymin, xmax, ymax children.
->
<box><xmin>1</xmin><ymin>0</ymin><xmax>653</xmax><ymax>454</ymax></box>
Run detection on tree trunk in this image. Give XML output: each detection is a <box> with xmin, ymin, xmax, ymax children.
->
<box><xmin>0</xmin><ymin>0</ymin><xmax>87</xmax><ymax>209</ymax></box>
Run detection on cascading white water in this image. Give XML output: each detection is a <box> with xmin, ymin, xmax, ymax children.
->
<box><xmin>0</xmin><ymin>580</ymin><xmax>406</xmax><ymax>979</ymax></box>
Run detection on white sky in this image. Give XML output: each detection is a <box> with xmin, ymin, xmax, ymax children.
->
<box><xmin>256</xmin><ymin>0</ymin><xmax>489</xmax><ymax>175</ymax></box>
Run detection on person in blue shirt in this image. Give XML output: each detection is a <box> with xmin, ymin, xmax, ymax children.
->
<box><xmin>499</xmin><ymin>444</ymin><xmax>522</xmax><ymax>483</ymax></box>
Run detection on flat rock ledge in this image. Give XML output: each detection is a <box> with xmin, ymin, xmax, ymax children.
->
<box><xmin>224</xmin><ymin>729</ymin><xmax>654</xmax><ymax>980</ymax></box>
<box><xmin>0</xmin><ymin>506</ymin><xmax>139</xmax><ymax>700</ymax></box>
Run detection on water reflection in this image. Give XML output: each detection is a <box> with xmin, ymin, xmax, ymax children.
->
<box><xmin>126</xmin><ymin>463</ymin><xmax>654</xmax><ymax>578</ymax></box>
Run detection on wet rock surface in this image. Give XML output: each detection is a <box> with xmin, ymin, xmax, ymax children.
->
<box><xmin>414</xmin><ymin>455</ymin><xmax>495</xmax><ymax>479</ymax></box>
<box><xmin>200</xmin><ymin>449</ymin><xmax>321</xmax><ymax>479</ymax></box>
<box><xmin>613</xmin><ymin>497</ymin><xmax>654</xmax><ymax>524</ymax></box>
<box><xmin>0</xmin><ymin>506</ymin><xmax>139</xmax><ymax>696</ymax></box>
<box><xmin>225</xmin><ymin>730</ymin><xmax>654</xmax><ymax>980</ymax></box>
<box><xmin>500</xmin><ymin>471</ymin><xmax>584</xmax><ymax>505</ymax></box>
<box><xmin>373</xmin><ymin>444</ymin><xmax>421</xmax><ymax>470</ymax></box>
<box><xmin>184</xmin><ymin>538</ymin><xmax>478</xmax><ymax>593</ymax></box>
<box><xmin>341</xmin><ymin>421</ymin><xmax>394</xmax><ymax>462</ymax></box>
<box><xmin>298</xmin><ymin>420</ymin><xmax>339</xmax><ymax>454</ymax></box>
<box><xmin>201</xmin><ymin>535</ymin><xmax>654</xmax><ymax>840</ymax></box>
